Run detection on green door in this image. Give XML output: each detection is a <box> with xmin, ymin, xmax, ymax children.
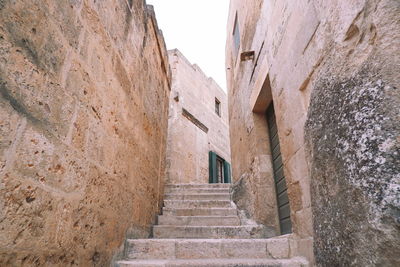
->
<box><xmin>209</xmin><ymin>151</ymin><xmax>231</xmax><ymax>183</ymax></box>
<box><xmin>266</xmin><ymin>103</ymin><xmax>292</xmax><ymax>234</ymax></box>
<box><xmin>209</xmin><ymin>151</ymin><xmax>217</xmax><ymax>183</ymax></box>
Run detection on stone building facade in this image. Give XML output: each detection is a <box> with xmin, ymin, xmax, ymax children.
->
<box><xmin>226</xmin><ymin>0</ymin><xmax>399</xmax><ymax>266</ymax></box>
<box><xmin>166</xmin><ymin>49</ymin><xmax>231</xmax><ymax>184</ymax></box>
<box><xmin>0</xmin><ymin>1</ymin><xmax>171</xmax><ymax>266</ymax></box>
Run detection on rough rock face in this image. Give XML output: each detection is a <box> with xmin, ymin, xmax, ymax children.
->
<box><xmin>305</xmin><ymin>0</ymin><xmax>400</xmax><ymax>266</ymax></box>
<box><xmin>0</xmin><ymin>0</ymin><xmax>170</xmax><ymax>266</ymax></box>
<box><xmin>306</xmin><ymin>67</ymin><xmax>399</xmax><ymax>266</ymax></box>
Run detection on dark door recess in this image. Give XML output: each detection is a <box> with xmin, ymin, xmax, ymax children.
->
<box><xmin>266</xmin><ymin>104</ymin><xmax>292</xmax><ymax>234</ymax></box>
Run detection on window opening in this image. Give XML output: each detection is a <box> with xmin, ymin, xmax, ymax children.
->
<box><xmin>233</xmin><ymin>12</ymin><xmax>240</xmax><ymax>57</ymax></box>
<box><xmin>215</xmin><ymin>98</ymin><xmax>221</xmax><ymax>116</ymax></box>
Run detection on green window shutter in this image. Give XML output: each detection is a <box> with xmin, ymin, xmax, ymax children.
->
<box><xmin>223</xmin><ymin>161</ymin><xmax>231</xmax><ymax>183</ymax></box>
<box><xmin>209</xmin><ymin>151</ymin><xmax>217</xmax><ymax>183</ymax></box>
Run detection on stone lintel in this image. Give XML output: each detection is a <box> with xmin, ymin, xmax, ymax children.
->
<box><xmin>250</xmin><ymin>64</ymin><xmax>272</xmax><ymax>113</ymax></box>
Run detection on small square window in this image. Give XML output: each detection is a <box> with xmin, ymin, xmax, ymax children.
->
<box><xmin>215</xmin><ymin>98</ymin><xmax>221</xmax><ymax>117</ymax></box>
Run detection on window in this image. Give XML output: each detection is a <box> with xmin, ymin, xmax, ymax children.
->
<box><xmin>233</xmin><ymin>12</ymin><xmax>240</xmax><ymax>57</ymax></box>
<box><xmin>215</xmin><ymin>98</ymin><xmax>221</xmax><ymax>117</ymax></box>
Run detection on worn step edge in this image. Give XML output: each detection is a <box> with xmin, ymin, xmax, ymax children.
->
<box><xmin>164</xmin><ymin>194</ymin><xmax>231</xmax><ymax>200</ymax></box>
<box><xmin>163</xmin><ymin>205</ymin><xmax>232</xmax><ymax>209</ymax></box>
<box><xmin>165</xmin><ymin>188</ymin><xmax>231</xmax><ymax>193</ymax></box>
<box><xmin>164</xmin><ymin>200</ymin><xmax>232</xmax><ymax>205</ymax></box>
<box><xmin>152</xmin><ymin>225</ymin><xmax>275</xmax><ymax>239</ymax></box>
<box><xmin>165</xmin><ymin>184</ymin><xmax>231</xmax><ymax>189</ymax></box>
<box><xmin>164</xmin><ymin>202</ymin><xmax>232</xmax><ymax>208</ymax></box>
<box><xmin>117</xmin><ymin>257</ymin><xmax>309</xmax><ymax>267</ymax></box>
<box><xmin>162</xmin><ymin>208</ymin><xmax>238</xmax><ymax>216</ymax></box>
<box><xmin>125</xmin><ymin>238</ymin><xmax>291</xmax><ymax>260</ymax></box>
<box><xmin>157</xmin><ymin>215</ymin><xmax>240</xmax><ymax>226</ymax></box>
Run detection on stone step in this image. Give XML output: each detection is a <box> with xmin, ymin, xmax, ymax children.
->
<box><xmin>125</xmin><ymin>238</ymin><xmax>291</xmax><ymax>260</ymax></box>
<box><xmin>164</xmin><ymin>193</ymin><xmax>231</xmax><ymax>201</ymax></box>
<box><xmin>117</xmin><ymin>257</ymin><xmax>309</xmax><ymax>267</ymax></box>
<box><xmin>164</xmin><ymin>200</ymin><xmax>232</xmax><ymax>209</ymax></box>
<box><xmin>157</xmin><ymin>216</ymin><xmax>240</xmax><ymax>226</ymax></box>
<box><xmin>165</xmin><ymin>184</ymin><xmax>231</xmax><ymax>189</ymax></box>
<box><xmin>162</xmin><ymin>208</ymin><xmax>237</xmax><ymax>216</ymax></box>
<box><xmin>164</xmin><ymin>188</ymin><xmax>231</xmax><ymax>195</ymax></box>
<box><xmin>152</xmin><ymin>225</ymin><xmax>275</xmax><ymax>239</ymax></box>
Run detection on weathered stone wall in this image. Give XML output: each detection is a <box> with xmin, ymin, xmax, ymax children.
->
<box><xmin>226</xmin><ymin>0</ymin><xmax>283</xmax><ymax>239</ymax></box>
<box><xmin>166</xmin><ymin>49</ymin><xmax>230</xmax><ymax>184</ymax></box>
<box><xmin>0</xmin><ymin>0</ymin><xmax>170</xmax><ymax>266</ymax></box>
<box><xmin>227</xmin><ymin>0</ymin><xmax>314</xmax><ymax>244</ymax></box>
<box><xmin>226</xmin><ymin>0</ymin><xmax>399</xmax><ymax>266</ymax></box>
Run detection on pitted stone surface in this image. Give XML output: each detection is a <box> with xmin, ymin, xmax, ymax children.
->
<box><xmin>0</xmin><ymin>1</ymin><xmax>170</xmax><ymax>266</ymax></box>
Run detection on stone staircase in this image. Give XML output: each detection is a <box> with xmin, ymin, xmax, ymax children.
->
<box><xmin>117</xmin><ymin>184</ymin><xmax>309</xmax><ymax>266</ymax></box>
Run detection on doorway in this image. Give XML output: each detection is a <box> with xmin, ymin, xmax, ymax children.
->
<box><xmin>266</xmin><ymin>103</ymin><xmax>292</xmax><ymax>234</ymax></box>
<box><xmin>216</xmin><ymin>157</ymin><xmax>225</xmax><ymax>183</ymax></box>
<box><xmin>209</xmin><ymin>151</ymin><xmax>231</xmax><ymax>183</ymax></box>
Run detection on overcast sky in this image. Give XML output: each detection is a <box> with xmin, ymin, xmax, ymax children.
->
<box><xmin>146</xmin><ymin>0</ymin><xmax>230</xmax><ymax>92</ymax></box>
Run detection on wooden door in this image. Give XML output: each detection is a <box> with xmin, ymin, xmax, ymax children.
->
<box><xmin>209</xmin><ymin>151</ymin><xmax>231</xmax><ymax>184</ymax></box>
<box><xmin>266</xmin><ymin>104</ymin><xmax>292</xmax><ymax>234</ymax></box>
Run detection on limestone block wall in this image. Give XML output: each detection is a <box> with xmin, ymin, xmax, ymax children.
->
<box><xmin>226</xmin><ymin>0</ymin><xmax>282</xmax><ymax>239</ymax></box>
<box><xmin>166</xmin><ymin>49</ymin><xmax>230</xmax><ymax>184</ymax></box>
<box><xmin>226</xmin><ymin>0</ymin><xmax>399</xmax><ymax>266</ymax></box>
<box><xmin>0</xmin><ymin>0</ymin><xmax>170</xmax><ymax>266</ymax></box>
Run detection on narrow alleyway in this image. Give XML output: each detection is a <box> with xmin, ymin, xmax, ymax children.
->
<box><xmin>117</xmin><ymin>183</ymin><xmax>309</xmax><ymax>266</ymax></box>
<box><xmin>0</xmin><ymin>1</ymin><xmax>398</xmax><ymax>266</ymax></box>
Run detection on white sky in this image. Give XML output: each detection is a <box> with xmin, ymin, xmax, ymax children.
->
<box><xmin>146</xmin><ymin>0</ymin><xmax>230</xmax><ymax>92</ymax></box>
